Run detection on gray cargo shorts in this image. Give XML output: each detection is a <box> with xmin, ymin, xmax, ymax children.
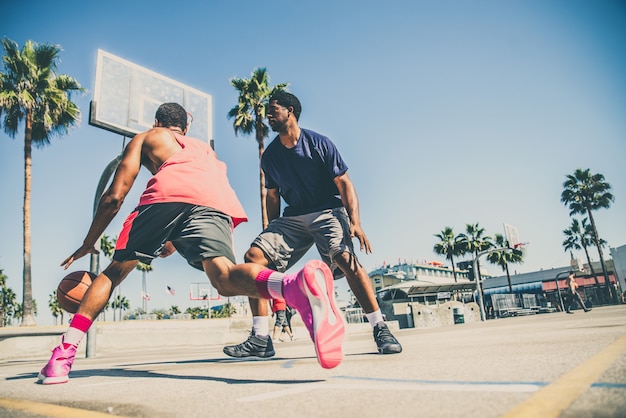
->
<box><xmin>251</xmin><ymin>207</ymin><xmax>356</xmax><ymax>279</ymax></box>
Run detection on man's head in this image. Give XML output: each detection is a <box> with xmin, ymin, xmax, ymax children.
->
<box><xmin>155</xmin><ymin>103</ymin><xmax>187</xmax><ymax>132</ymax></box>
<box><xmin>268</xmin><ymin>91</ymin><xmax>301</xmax><ymax>121</ymax></box>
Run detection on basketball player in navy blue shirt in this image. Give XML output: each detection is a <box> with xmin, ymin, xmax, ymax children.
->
<box><xmin>223</xmin><ymin>91</ymin><xmax>402</xmax><ymax>359</ymax></box>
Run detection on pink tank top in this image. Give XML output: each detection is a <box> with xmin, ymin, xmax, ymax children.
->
<box><xmin>138</xmin><ymin>133</ymin><xmax>247</xmax><ymax>228</ymax></box>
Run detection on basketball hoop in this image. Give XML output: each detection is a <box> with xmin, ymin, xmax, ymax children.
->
<box><xmin>190</xmin><ymin>282</ymin><xmax>221</xmax><ymax>301</ymax></box>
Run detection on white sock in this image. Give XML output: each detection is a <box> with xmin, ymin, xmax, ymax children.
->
<box><xmin>63</xmin><ymin>327</ymin><xmax>86</xmax><ymax>347</ymax></box>
<box><xmin>366</xmin><ymin>310</ymin><xmax>385</xmax><ymax>328</ymax></box>
<box><xmin>252</xmin><ymin>316</ymin><xmax>269</xmax><ymax>336</ymax></box>
<box><xmin>267</xmin><ymin>272</ymin><xmax>285</xmax><ymax>299</ymax></box>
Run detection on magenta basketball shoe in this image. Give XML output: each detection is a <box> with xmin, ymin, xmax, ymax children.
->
<box><xmin>283</xmin><ymin>260</ymin><xmax>345</xmax><ymax>369</ymax></box>
<box><xmin>38</xmin><ymin>339</ymin><xmax>76</xmax><ymax>385</ymax></box>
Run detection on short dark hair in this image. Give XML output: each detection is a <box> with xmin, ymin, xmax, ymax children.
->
<box><xmin>269</xmin><ymin>91</ymin><xmax>301</xmax><ymax>120</ymax></box>
<box><xmin>155</xmin><ymin>103</ymin><xmax>187</xmax><ymax>131</ymax></box>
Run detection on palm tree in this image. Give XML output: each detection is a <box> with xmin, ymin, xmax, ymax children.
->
<box><xmin>100</xmin><ymin>234</ymin><xmax>116</xmax><ymax>258</ymax></box>
<box><xmin>433</xmin><ymin>227</ymin><xmax>461</xmax><ymax>282</ymax></box>
<box><xmin>228</xmin><ymin>68</ymin><xmax>287</xmax><ymax>229</ymax></box>
<box><xmin>0</xmin><ymin>269</ymin><xmax>18</xmax><ymax>327</ymax></box>
<box><xmin>486</xmin><ymin>233</ymin><xmax>524</xmax><ymax>293</ymax></box>
<box><xmin>0</xmin><ymin>38</ymin><xmax>83</xmax><ymax>325</ymax></box>
<box><xmin>561</xmin><ymin>168</ymin><xmax>615</xmax><ymax>300</ymax></box>
<box><xmin>457</xmin><ymin>223</ymin><xmax>493</xmax><ymax>282</ymax></box>
<box><xmin>48</xmin><ymin>291</ymin><xmax>64</xmax><ymax>325</ymax></box>
<box><xmin>562</xmin><ymin>218</ymin><xmax>605</xmax><ymax>300</ymax></box>
<box><xmin>14</xmin><ymin>300</ymin><xmax>37</xmax><ymax>324</ymax></box>
<box><xmin>110</xmin><ymin>294</ymin><xmax>130</xmax><ymax>321</ymax></box>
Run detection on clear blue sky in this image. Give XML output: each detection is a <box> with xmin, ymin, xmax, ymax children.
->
<box><xmin>2</xmin><ymin>0</ymin><xmax>625</xmax><ymax>325</ymax></box>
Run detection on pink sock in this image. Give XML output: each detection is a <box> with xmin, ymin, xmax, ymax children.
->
<box><xmin>255</xmin><ymin>270</ymin><xmax>286</xmax><ymax>300</ymax></box>
<box><xmin>63</xmin><ymin>314</ymin><xmax>92</xmax><ymax>348</ymax></box>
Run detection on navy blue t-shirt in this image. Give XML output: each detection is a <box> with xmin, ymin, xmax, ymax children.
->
<box><xmin>262</xmin><ymin>128</ymin><xmax>348</xmax><ymax>216</ymax></box>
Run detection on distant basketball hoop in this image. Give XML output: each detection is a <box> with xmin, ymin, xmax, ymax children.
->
<box><xmin>190</xmin><ymin>282</ymin><xmax>221</xmax><ymax>301</ymax></box>
<box><xmin>503</xmin><ymin>223</ymin><xmax>520</xmax><ymax>248</ymax></box>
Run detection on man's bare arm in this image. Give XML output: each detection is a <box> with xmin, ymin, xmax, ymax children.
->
<box><xmin>61</xmin><ymin>134</ymin><xmax>145</xmax><ymax>269</ymax></box>
<box><xmin>266</xmin><ymin>187</ymin><xmax>281</xmax><ymax>222</ymax></box>
<box><xmin>334</xmin><ymin>172</ymin><xmax>372</xmax><ymax>254</ymax></box>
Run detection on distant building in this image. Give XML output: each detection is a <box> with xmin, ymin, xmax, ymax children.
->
<box><xmin>368</xmin><ymin>260</ymin><xmax>488</xmax><ymax>306</ymax></box>
<box><xmin>610</xmin><ymin>244</ymin><xmax>626</xmax><ymax>291</ymax></box>
<box><xmin>368</xmin><ymin>256</ymin><xmax>621</xmax><ymax>327</ymax></box>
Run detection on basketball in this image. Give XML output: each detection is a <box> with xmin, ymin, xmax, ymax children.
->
<box><xmin>56</xmin><ymin>271</ymin><xmax>95</xmax><ymax>313</ymax></box>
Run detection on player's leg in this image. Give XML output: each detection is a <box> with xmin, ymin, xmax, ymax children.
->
<box><xmin>576</xmin><ymin>292</ymin><xmax>590</xmax><ymax>312</ymax></box>
<box><xmin>566</xmin><ymin>292</ymin><xmax>574</xmax><ymax>313</ymax></box>
<box><xmin>203</xmin><ymin>255</ymin><xmax>345</xmax><ymax>369</ymax></box>
<box><xmin>38</xmin><ymin>259</ymin><xmax>137</xmax><ymax>385</ymax></box>
<box><xmin>316</xmin><ymin>207</ymin><xmax>402</xmax><ymax>354</ymax></box>
<box><xmin>180</xmin><ymin>207</ymin><xmax>344</xmax><ymax>368</ymax></box>
<box><xmin>222</xmin><ymin>216</ymin><xmax>312</xmax><ymax>358</ymax></box>
<box><xmin>39</xmin><ymin>203</ymin><xmax>186</xmax><ymax>385</ymax></box>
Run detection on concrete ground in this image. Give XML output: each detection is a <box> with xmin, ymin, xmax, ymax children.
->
<box><xmin>1</xmin><ymin>305</ymin><xmax>625</xmax><ymax>418</ymax></box>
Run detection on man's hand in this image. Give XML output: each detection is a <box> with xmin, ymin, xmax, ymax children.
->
<box><xmin>159</xmin><ymin>241</ymin><xmax>177</xmax><ymax>258</ymax></box>
<box><xmin>350</xmin><ymin>224</ymin><xmax>372</xmax><ymax>254</ymax></box>
<box><xmin>61</xmin><ymin>245</ymin><xmax>99</xmax><ymax>270</ymax></box>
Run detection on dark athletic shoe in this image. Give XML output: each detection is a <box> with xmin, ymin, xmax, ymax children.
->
<box><xmin>223</xmin><ymin>331</ymin><xmax>275</xmax><ymax>358</ymax></box>
<box><xmin>373</xmin><ymin>322</ymin><xmax>402</xmax><ymax>354</ymax></box>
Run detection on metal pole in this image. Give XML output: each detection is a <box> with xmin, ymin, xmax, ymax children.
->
<box><xmin>85</xmin><ymin>153</ymin><xmax>123</xmax><ymax>358</ymax></box>
<box><xmin>554</xmin><ymin>271</ymin><xmax>569</xmax><ymax>313</ymax></box>
<box><xmin>474</xmin><ymin>246</ymin><xmax>513</xmax><ymax>321</ymax></box>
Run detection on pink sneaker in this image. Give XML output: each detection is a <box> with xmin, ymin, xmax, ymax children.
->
<box><xmin>37</xmin><ymin>340</ymin><xmax>76</xmax><ymax>385</ymax></box>
<box><xmin>283</xmin><ymin>260</ymin><xmax>345</xmax><ymax>369</ymax></box>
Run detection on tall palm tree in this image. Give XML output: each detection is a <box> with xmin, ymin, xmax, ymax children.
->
<box><xmin>137</xmin><ymin>262</ymin><xmax>153</xmax><ymax>314</ymax></box>
<box><xmin>561</xmin><ymin>168</ymin><xmax>615</xmax><ymax>300</ymax></box>
<box><xmin>0</xmin><ymin>38</ymin><xmax>83</xmax><ymax>325</ymax></box>
<box><xmin>486</xmin><ymin>233</ymin><xmax>524</xmax><ymax>293</ymax></box>
<box><xmin>562</xmin><ymin>218</ymin><xmax>605</xmax><ymax>299</ymax></box>
<box><xmin>433</xmin><ymin>226</ymin><xmax>461</xmax><ymax>282</ymax></box>
<box><xmin>457</xmin><ymin>223</ymin><xmax>493</xmax><ymax>282</ymax></box>
<box><xmin>228</xmin><ymin>68</ymin><xmax>287</xmax><ymax>229</ymax></box>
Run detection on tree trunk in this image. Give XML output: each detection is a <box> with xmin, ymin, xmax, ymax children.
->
<box><xmin>582</xmin><ymin>244</ymin><xmax>603</xmax><ymax>302</ymax></box>
<box><xmin>21</xmin><ymin>113</ymin><xmax>36</xmax><ymax>326</ymax></box>
<box><xmin>450</xmin><ymin>254</ymin><xmax>458</xmax><ymax>283</ymax></box>
<box><xmin>586</xmin><ymin>208</ymin><xmax>615</xmax><ymax>301</ymax></box>
<box><xmin>505</xmin><ymin>263</ymin><xmax>513</xmax><ymax>293</ymax></box>
<box><xmin>255</xmin><ymin>117</ymin><xmax>268</xmax><ymax>229</ymax></box>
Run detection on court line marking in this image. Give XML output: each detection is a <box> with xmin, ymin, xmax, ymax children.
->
<box><xmin>238</xmin><ymin>380</ymin><xmax>542</xmax><ymax>402</ymax></box>
<box><xmin>501</xmin><ymin>333</ymin><xmax>626</xmax><ymax>418</ymax></box>
<box><xmin>0</xmin><ymin>397</ymin><xmax>129</xmax><ymax>418</ymax></box>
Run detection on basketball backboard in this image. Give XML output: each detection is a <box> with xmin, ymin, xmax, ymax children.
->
<box><xmin>503</xmin><ymin>223</ymin><xmax>521</xmax><ymax>248</ymax></box>
<box><xmin>89</xmin><ymin>49</ymin><xmax>212</xmax><ymax>143</ymax></box>
<box><xmin>190</xmin><ymin>282</ymin><xmax>221</xmax><ymax>301</ymax></box>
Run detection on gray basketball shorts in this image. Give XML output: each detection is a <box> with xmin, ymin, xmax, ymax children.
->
<box><xmin>274</xmin><ymin>310</ymin><xmax>288</xmax><ymax>327</ymax></box>
<box><xmin>252</xmin><ymin>207</ymin><xmax>356</xmax><ymax>279</ymax></box>
<box><xmin>113</xmin><ymin>203</ymin><xmax>236</xmax><ymax>271</ymax></box>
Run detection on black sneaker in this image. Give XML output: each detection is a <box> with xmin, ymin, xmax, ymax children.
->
<box><xmin>373</xmin><ymin>322</ymin><xmax>402</xmax><ymax>354</ymax></box>
<box><xmin>223</xmin><ymin>331</ymin><xmax>275</xmax><ymax>358</ymax></box>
